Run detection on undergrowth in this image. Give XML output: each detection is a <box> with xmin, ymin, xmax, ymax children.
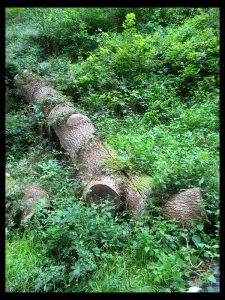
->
<box><xmin>5</xmin><ymin>8</ymin><xmax>220</xmax><ymax>293</ymax></box>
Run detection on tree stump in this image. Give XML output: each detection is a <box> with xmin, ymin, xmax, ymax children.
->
<box><xmin>21</xmin><ymin>184</ymin><xmax>50</xmax><ymax>223</ymax></box>
<box><xmin>162</xmin><ymin>188</ymin><xmax>206</xmax><ymax>226</ymax></box>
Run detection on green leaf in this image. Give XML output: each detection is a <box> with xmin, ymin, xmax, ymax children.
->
<box><xmin>208</xmin><ymin>274</ymin><xmax>216</xmax><ymax>283</ymax></box>
<box><xmin>69</xmin><ymin>264</ymin><xmax>81</xmax><ymax>283</ymax></box>
<box><xmin>144</xmin><ymin>246</ymin><xmax>150</xmax><ymax>253</ymax></box>
<box><xmin>192</xmin><ymin>235</ymin><xmax>201</xmax><ymax>247</ymax></box>
<box><xmin>198</xmin><ymin>177</ymin><xmax>205</xmax><ymax>185</ymax></box>
<box><xmin>197</xmin><ymin>243</ymin><xmax>205</xmax><ymax>248</ymax></box>
<box><xmin>197</xmin><ymin>224</ymin><xmax>204</xmax><ymax>231</ymax></box>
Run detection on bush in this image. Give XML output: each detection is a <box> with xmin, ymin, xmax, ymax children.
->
<box><xmin>32</xmin><ymin>8</ymin><xmax>133</xmax><ymax>60</ymax></box>
<box><xmin>6</xmin><ymin>14</ymin><xmax>44</xmax><ymax>85</ymax></box>
<box><xmin>30</xmin><ymin>202</ymin><xmax>219</xmax><ymax>292</ymax></box>
<box><xmin>6</xmin><ymin>104</ymin><xmax>46</xmax><ymax>157</ymax></box>
<box><xmin>6</xmin><ymin>111</ymin><xmax>37</xmax><ymax>156</ymax></box>
<box><xmin>71</xmin><ymin>9</ymin><xmax>219</xmax><ymax>117</ymax></box>
<box><xmin>5</xmin><ymin>8</ymin><xmax>26</xmax><ymax>21</ymax></box>
<box><xmin>29</xmin><ymin>200</ymin><xmax>129</xmax><ymax>291</ymax></box>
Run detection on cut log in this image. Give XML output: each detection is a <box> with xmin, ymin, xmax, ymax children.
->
<box><xmin>14</xmin><ymin>70</ymin><xmax>146</xmax><ymax>215</ymax></box>
<box><xmin>162</xmin><ymin>188</ymin><xmax>206</xmax><ymax>226</ymax></box>
<box><xmin>21</xmin><ymin>184</ymin><xmax>50</xmax><ymax>223</ymax></box>
<box><xmin>84</xmin><ymin>175</ymin><xmax>123</xmax><ymax>209</ymax></box>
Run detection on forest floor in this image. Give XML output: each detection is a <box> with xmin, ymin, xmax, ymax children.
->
<box><xmin>6</xmin><ymin>8</ymin><xmax>220</xmax><ymax>293</ymax></box>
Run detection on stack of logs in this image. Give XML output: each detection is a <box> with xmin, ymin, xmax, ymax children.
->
<box><xmin>13</xmin><ymin>70</ymin><xmax>206</xmax><ymax>226</ymax></box>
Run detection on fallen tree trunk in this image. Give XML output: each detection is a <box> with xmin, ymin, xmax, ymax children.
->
<box><xmin>14</xmin><ymin>71</ymin><xmax>206</xmax><ymax>225</ymax></box>
<box><xmin>14</xmin><ymin>70</ymin><xmax>145</xmax><ymax>215</ymax></box>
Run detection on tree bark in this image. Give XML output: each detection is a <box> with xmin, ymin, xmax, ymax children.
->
<box><xmin>162</xmin><ymin>188</ymin><xmax>206</xmax><ymax>226</ymax></box>
<box><xmin>21</xmin><ymin>184</ymin><xmax>50</xmax><ymax>223</ymax></box>
<box><xmin>14</xmin><ymin>70</ymin><xmax>146</xmax><ymax>215</ymax></box>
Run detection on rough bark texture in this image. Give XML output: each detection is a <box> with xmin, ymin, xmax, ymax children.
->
<box><xmin>21</xmin><ymin>184</ymin><xmax>50</xmax><ymax>223</ymax></box>
<box><xmin>162</xmin><ymin>188</ymin><xmax>205</xmax><ymax>226</ymax></box>
<box><xmin>14</xmin><ymin>70</ymin><xmax>146</xmax><ymax>215</ymax></box>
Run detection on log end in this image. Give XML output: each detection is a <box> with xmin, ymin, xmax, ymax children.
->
<box><xmin>66</xmin><ymin>113</ymin><xmax>94</xmax><ymax>128</ymax></box>
<box><xmin>86</xmin><ymin>183</ymin><xmax>120</xmax><ymax>201</ymax></box>
<box><xmin>21</xmin><ymin>184</ymin><xmax>50</xmax><ymax>223</ymax></box>
<box><xmin>83</xmin><ymin>176</ymin><xmax>123</xmax><ymax>210</ymax></box>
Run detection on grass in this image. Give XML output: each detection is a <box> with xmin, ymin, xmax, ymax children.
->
<box><xmin>85</xmin><ymin>253</ymin><xmax>186</xmax><ymax>292</ymax></box>
<box><xmin>6</xmin><ymin>232</ymin><xmax>43</xmax><ymax>292</ymax></box>
<box><xmin>85</xmin><ymin>254</ymin><xmax>157</xmax><ymax>292</ymax></box>
<box><xmin>85</xmin><ymin>251</ymin><xmax>214</xmax><ymax>293</ymax></box>
<box><xmin>6</xmin><ymin>177</ymin><xmax>14</xmax><ymax>191</ymax></box>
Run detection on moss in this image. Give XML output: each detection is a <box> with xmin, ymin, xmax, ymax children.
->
<box><xmin>47</xmin><ymin>108</ymin><xmax>77</xmax><ymax>126</ymax></box>
<box><xmin>6</xmin><ymin>177</ymin><xmax>14</xmax><ymax>191</ymax></box>
<box><xmin>104</xmin><ymin>143</ymin><xmax>133</xmax><ymax>172</ymax></box>
<box><xmin>38</xmin><ymin>95</ymin><xmax>64</xmax><ymax>108</ymax></box>
<box><xmin>131</xmin><ymin>175</ymin><xmax>151</xmax><ymax>192</ymax></box>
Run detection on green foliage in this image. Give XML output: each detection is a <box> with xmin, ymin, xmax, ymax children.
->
<box><xmin>28</xmin><ymin>201</ymin><xmax>128</xmax><ymax>291</ymax></box>
<box><xmin>5</xmin><ymin>140</ymin><xmax>80</xmax><ymax>231</ymax></box>
<box><xmin>6</xmin><ymin>7</ymin><xmax>219</xmax><ymax>293</ymax></box>
<box><xmin>6</xmin><ymin>212</ymin><xmax>218</xmax><ymax>292</ymax></box>
<box><xmin>6</xmin><ymin>144</ymin><xmax>79</xmax><ymax>204</ymax></box>
<box><xmin>32</xmin><ymin>9</ymin><xmax>96</xmax><ymax>60</ymax></box>
<box><xmin>70</xmin><ymin>8</ymin><xmax>219</xmax><ymax>226</ymax></box>
<box><xmin>31</xmin><ymin>8</ymin><xmax>134</xmax><ymax>61</ymax></box>
<box><xmin>101</xmin><ymin>117</ymin><xmax>219</xmax><ymax>226</ymax></box>
<box><xmin>6</xmin><ymin>108</ymin><xmax>43</xmax><ymax>157</ymax></box>
<box><xmin>6</xmin><ymin>232</ymin><xmax>44</xmax><ymax>292</ymax></box>
<box><xmin>71</xmin><ymin>9</ymin><xmax>219</xmax><ymax>119</ymax></box>
<box><xmin>24</xmin><ymin>203</ymin><xmax>218</xmax><ymax>292</ymax></box>
<box><xmin>6</xmin><ymin>19</ymin><xmax>43</xmax><ymax>86</ymax></box>
<box><xmin>5</xmin><ymin>8</ymin><xmax>26</xmax><ymax>21</ymax></box>
<box><xmin>122</xmin><ymin>13</ymin><xmax>136</xmax><ymax>31</ymax></box>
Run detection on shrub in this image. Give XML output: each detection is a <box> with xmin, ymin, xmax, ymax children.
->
<box><xmin>71</xmin><ymin>9</ymin><xmax>219</xmax><ymax>117</ymax></box>
<box><xmin>29</xmin><ymin>200</ymin><xmax>129</xmax><ymax>291</ymax></box>
<box><xmin>6</xmin><ymin>110</ymin><xmax>39</xmax><ymax>157</ymax></box>
<box><xmin>6</xmin><ymin>14</ymin><xmax>44</xmax><ymax>85</ymax></box>
<box><xmin>32</xmin><ymin>8</ymin><xmax>132</xmax><ymax>60</ymax></box>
